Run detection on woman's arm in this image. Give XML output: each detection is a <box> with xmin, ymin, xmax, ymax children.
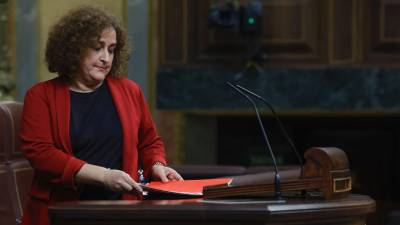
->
<box><xmin>20</xmin><ymin>84</ymin><xmax>85</xmax><ymax>187</ymax></box>
<box><xmin>75</xmin><ymin>164</ymin><xmax>143</xmax><ymax>193</ymax></box>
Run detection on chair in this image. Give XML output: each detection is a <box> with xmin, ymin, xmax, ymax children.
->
<box><xmin>0</xmin><ymin>101</ymin><xmax>24</xmax><ymax>161</ymax></box>
<box><xmin>0</xmin><ymin>101</ymin><xmax>33</xmax><ymax>225</ymax></box>
<box><xmin>0</xmin><ymin>163</ymin><xmax>17</xmax><ymax>225</ymax></box>
<box><xmin>5</xmin><ymin>159</ymin><xmax>34</xmax><ymax>224</ymax></box>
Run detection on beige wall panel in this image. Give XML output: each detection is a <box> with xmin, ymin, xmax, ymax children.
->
<box><xmin>38</xmin><ymin>0</ymin><xmax>126</xmax><ymax>81</ymax></box>
<box><xmin>9</xmin><ymin>0</ymin><xmax>16</xmax><ymax>91</ymax></box>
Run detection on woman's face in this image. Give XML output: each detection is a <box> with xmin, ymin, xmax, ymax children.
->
<box><xmin>74</xmin><ymin>27</ymin><xmax>117</xmax><ymax>89</ymax></box>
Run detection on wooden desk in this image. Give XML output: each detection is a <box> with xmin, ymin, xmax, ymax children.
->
<box><xmin>48</xmin><ymin>194</ymin><xmax>375</xmax><ymax>225</ymax></box>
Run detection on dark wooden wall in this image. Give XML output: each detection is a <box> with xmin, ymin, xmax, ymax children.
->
<box><xmin>157</xmin><ymin>0</ymin><xmax>400</xmax><ymax>67</ymax></box>
<box><xmin>363</xmin><ymin>0</ymin><xmax>400</xmax><ymax>64</ymax></box>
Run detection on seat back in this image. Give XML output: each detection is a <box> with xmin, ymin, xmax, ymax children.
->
<box><xmin>0</xmin><ymin>101</ymin><xmax>33</xmax><ymax>225</ymax></box>
<box><xmin>5</xmin><ymin>159</ymin><xmax>34</xmax><ymax>224</ymax></box>
<box><xmin>0</xmin><ymin>163</ymin><xmax>17</xmax><ymax>225</ymax></box>
<box><xmin>0</xmin><ymin>101</ymin><xmax>23</xmax><ymax>161</ymax></box>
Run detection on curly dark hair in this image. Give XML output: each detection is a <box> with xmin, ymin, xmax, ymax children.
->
<box><xmin>45</xmin><ymin>6</ymin><xmax>130</xmax><ymax>79</ymax></box>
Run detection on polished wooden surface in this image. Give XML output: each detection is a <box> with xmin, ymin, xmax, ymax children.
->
<box><xmin>49</xmin><ymin>194</ymin><xmax>375</xmax><ymax>225</ymax></box>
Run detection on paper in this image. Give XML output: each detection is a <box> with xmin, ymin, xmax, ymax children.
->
<box><xmin>141</xmin><ymin>178</ymin><xmax>232</xmax><ymax>197</ymax></box>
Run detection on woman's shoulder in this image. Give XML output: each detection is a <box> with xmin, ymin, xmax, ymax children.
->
<box><xmin>26</xmin><ymin>77</ymin><xmax>66</xmax><ymax>94</ymax></box>
<box><xmin>107</xmin><ymin>76</ymin><xmax>141</xmax><ymax>92</ymax></box>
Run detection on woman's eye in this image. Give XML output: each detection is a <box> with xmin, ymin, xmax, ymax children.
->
<box><xmin>92</xmin><ymin>46</ymin><xmax>101</xmax><ymax>52</ymax></box>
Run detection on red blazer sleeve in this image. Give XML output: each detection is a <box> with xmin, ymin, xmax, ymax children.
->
<box><xmin>135</xmin><ymin>87</ymin><xmax>167</xmax><ymax>178</ymax></box>
<box><xmin>20</xmin><ymin>83</ymin><xmax>85</xmax><ymax>188</ymax></box>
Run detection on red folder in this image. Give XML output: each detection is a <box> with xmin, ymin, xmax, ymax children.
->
<box><xmin>141</xmin><ymin>178</ymin><xmax>232</xmax><ymax>197</ymax></box>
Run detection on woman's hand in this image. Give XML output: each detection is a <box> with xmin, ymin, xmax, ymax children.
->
<box><xmin>103</xmin><ymin>169</ymin><xmax>143</xmax><ymax>193</ymax></box>
<box><xmin>76</xmin><ymin>164</ymin><xmax>143</xmax><ymax>193</ymax></box>
<box><xmin>151</xmin><ymin>164</ymin><xmax>184</xmax><ymax>182</ymax></box>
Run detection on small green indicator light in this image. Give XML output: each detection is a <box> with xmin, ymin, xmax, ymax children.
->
<box><xmin>248</xmin><ymin>17</ymin><xmax>255</xmax><ymax>24</ymax></box>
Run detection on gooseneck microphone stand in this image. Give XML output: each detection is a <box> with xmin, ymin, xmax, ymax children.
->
<box><xmin>227</xmin><ymin>82</ymin><xmax>282</xmax><ymax>200</ymax></box>
<box><xmin>233</xmin><ymin>84</ymin><xmax>304</xmax><ymax>175</ymax></box>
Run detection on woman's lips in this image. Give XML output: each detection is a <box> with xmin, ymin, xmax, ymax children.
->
<box><xmin>95</xmin><ymin>65</ymin><xmax>109</xmax><ymax>71</ymax></box>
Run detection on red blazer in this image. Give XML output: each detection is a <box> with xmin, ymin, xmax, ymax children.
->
<box><xmin>20</xmin><ymin>76</ymin><xmax>166</xmax><ymax>225</ymax></box>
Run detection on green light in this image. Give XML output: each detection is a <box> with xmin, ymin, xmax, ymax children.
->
<box><xmin>248</xmin><ymin>17</ymin><xmax>255</xmax><ymax>24</ymax></box>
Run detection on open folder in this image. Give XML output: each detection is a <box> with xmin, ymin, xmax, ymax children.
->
<box><xmin>140</xmin><ymin>178</ymin><xmax>232</xmax><ymax>198</ymax></box>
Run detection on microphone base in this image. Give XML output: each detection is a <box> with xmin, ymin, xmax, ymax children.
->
<box><xmin>275</xmin><ymin>192</ymin><xmax>284</xmax><ymax>201</ymax></box>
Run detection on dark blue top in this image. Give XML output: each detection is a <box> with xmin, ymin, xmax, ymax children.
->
<box><xmin>70</xmin><ymin>82</ymin><xmax>122</xmax><ymax>200</ymax></box>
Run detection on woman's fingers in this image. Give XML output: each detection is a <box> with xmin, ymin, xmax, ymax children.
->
<box><xmin>166</xmin><ymin>168</ymin><xmax>184</xmax><ymax>181</ymax></box>
<box><xmin>152</xmin><ymin>165</ymin><xmax>184</xmax><ymax>182</ymax></box>
<box><xmin>104</xmin><ymin>169</ymin><xmax>142</xmax><ymax>193</ymax></box>
<box><xmin>122</xmin><ymin>173</ymin><xmax>143</xmax><ymax>192</ymax></box>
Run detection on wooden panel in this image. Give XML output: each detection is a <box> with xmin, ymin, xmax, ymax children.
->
<box><xmin>157</xmin><ymin>0</ymin><xmax>400</xmax><ymax>67</ymax></box>
<box><xmin>160</xmin><ymin>0</ymin><xmax>186</xmax><ymax>64</ymax></box>
<box><xmin>260</xmin><ymin>0</ymin><xmax>322</xmax><ymax>60</ymax></box>
<box><xmin>362</xmin><ymin>0</ymin><xmax>400</xmax><ymax>64</ymax></box>
<box><xmin>384</xmin><ymin>3</ymin><xmax>400</xmax><ymax>38</ymax></box>
<box><xmin>329</xmin><ymin>0</ymin><xmax>357</xmax><ymax>64</ymax></box>
<box><xmin>200</xmin><ymin>0</ymin><xmax>322</xmax><ymax>64</ymax></box>
<box><xmin>160</xmin><ymin>0</ymin><xmax>327</xmax><ymax>66</ymax></box>
<box><xmin>263</xmin><ymin>3</ymin><xmax>302</xmax><ymax>40</ymax></box>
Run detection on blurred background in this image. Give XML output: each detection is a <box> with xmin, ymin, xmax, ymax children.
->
<box><xmin>1</xmin><ymin>0</ymin><xmax>400</xmax><ymax>224</ymax></box>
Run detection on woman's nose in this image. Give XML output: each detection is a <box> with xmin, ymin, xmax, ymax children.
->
<box><xmin>100</xmin><ymin>50</ymin><xmax>111</xmax><ymax>63</ymax></box>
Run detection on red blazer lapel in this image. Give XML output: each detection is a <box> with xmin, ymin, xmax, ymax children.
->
<box><xmin>107</xmin><ymin>77</ymin><xmax>136</xmax><ymax>178</ymax></box>
<box><xmin>53</xmin><ymin>78</ymin><xmax>73</xmax><ymax>154</ymax></box>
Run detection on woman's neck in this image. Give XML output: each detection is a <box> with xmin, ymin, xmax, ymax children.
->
<box><xmin>69</xmin><ymin>79</ymin><xmax>104</xmax><ymax>93</ymax></box>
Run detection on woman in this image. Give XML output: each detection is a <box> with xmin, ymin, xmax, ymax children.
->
<box><xmin>20</xmin><ymin>6</ymin><xmax>182</xmax><ymax>225</ymax></box>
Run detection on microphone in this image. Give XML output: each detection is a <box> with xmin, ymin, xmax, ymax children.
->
<box><xmin>227</xmin><ymin>82</ymin><xmax>282</xmax><ymax>199</ymax></box>
<box><xmin>233</xmin><ymin>84</ymin><xmax>304</xmax><ymax>175</ymax></box>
